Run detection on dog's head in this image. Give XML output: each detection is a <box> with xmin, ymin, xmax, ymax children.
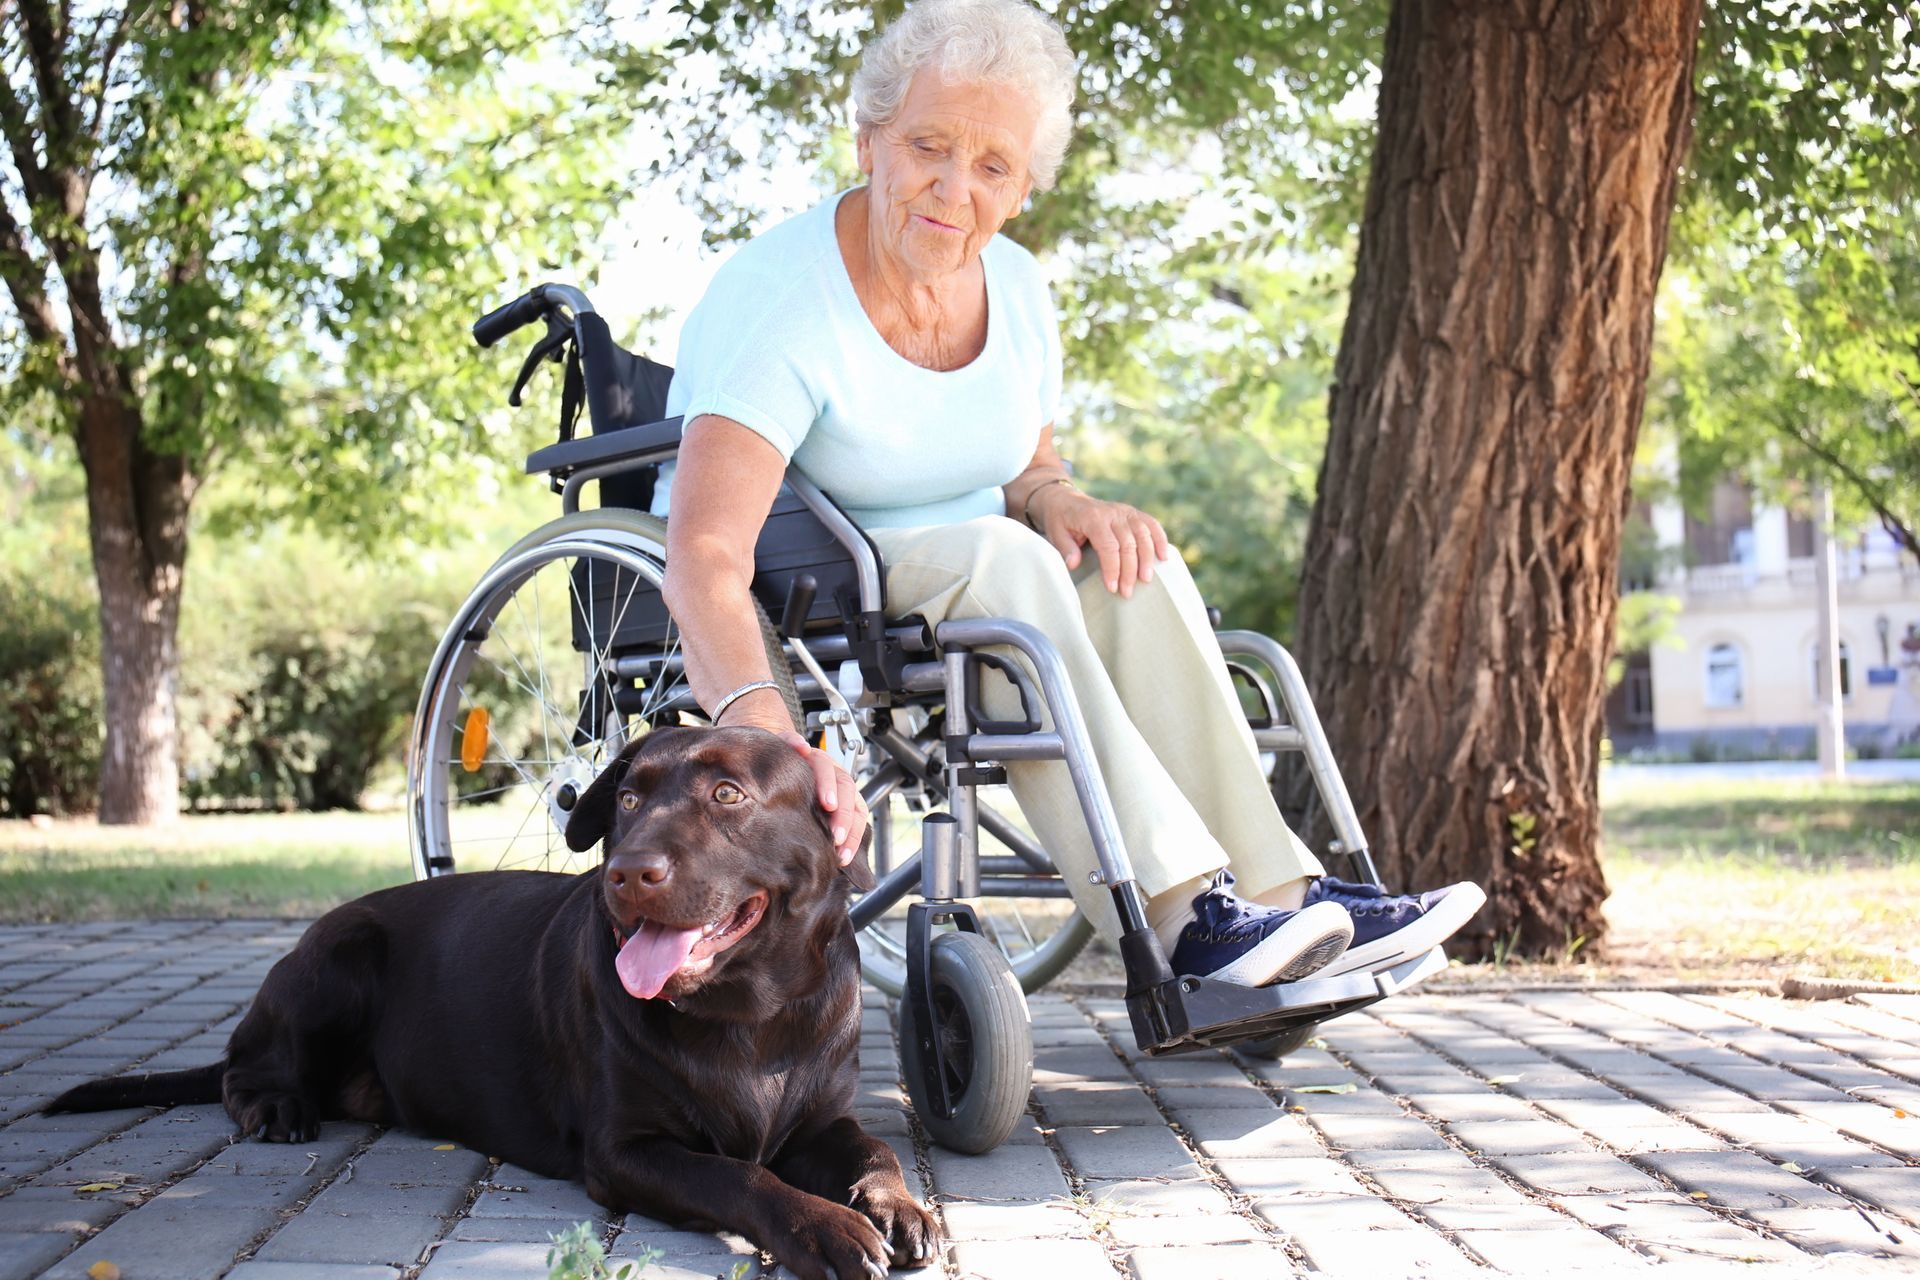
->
<box><xmin>562</xmin><ymin>725</ymin><xmax>875</xmax><ymax>1007</ymax></box>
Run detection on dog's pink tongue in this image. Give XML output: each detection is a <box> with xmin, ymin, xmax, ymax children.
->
<box><xmin>615</xmin><ymin>921</ymin><xmax>702</xmax><ymax>1000</ymax></box>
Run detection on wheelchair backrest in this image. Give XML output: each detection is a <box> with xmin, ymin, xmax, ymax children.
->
<box><xmin>575</xmin><ymin>312</ymin><xmax>674</xmax><ymax>512</ymax></box>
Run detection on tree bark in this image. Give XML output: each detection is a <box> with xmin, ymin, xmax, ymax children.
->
<box><xmin>62</xmin><ymin>158</ymin><xmax>195</xmax><ymax>826</ymax></box>
<box><xmin>1290</xmin><ymin>0</ymin><xmax>1703</xmax><ymax>957</ymax></box>
<box><xmin>78</xmin><ymin>391</ymin><xmax>194</xmax><ymax>826</ymax></box>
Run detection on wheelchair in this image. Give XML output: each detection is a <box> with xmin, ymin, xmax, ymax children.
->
<box><xmin>405</xmin><ymin>282</ymin><xmax>1448</xmax><ymax>1155</ymax></box>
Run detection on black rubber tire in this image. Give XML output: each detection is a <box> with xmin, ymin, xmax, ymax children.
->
<box><xmin>1237</xmin><ymin>1024</ymin><xmax>1318</xmax><ymax>1061</ymax></box>
<box><xmin>898</xmin><ymin>931</ymin><xmax>1033</xmax><ymax>1155</ymax></box>
<box><xmin>860</xmin><ymin>899</ymin><xmax>1093</xmax><ymax>998</ymax></box>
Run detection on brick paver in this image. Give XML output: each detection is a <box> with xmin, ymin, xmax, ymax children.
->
<box><xmin>1</xmin><ymin>922</ymin><xmax>1917</xmax><ymax>1277</ymax></box>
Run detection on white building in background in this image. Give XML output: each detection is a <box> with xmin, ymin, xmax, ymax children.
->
<box><xmin>1608</xmin><ymin>479</ymin><xmax>1920</xmax><ymax>757</ymax></box>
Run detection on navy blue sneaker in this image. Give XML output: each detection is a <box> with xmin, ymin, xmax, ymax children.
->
<box><xmin>1302</xmin><ymin>876</ymin><xmax>1487</xmax><ymax>977</ymax></box>
<box><xmin>1167</xmin><ymin>872</ymin><xmax>1354</xmax><ymax>986</ymax></box>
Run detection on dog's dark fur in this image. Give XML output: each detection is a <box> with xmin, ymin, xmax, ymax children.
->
<box><xmin>47</xmin><ymin>726</ymin><xmax>936</xmax><ymax>1280</ymax></box>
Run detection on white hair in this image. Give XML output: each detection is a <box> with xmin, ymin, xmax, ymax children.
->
<box><xmin>852</xmin><ymin>0</ymin><xmax>1077</xmax><ymax>191</ymax></box>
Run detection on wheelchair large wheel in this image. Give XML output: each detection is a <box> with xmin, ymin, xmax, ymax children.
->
<box><xmin>408</xmin><ymin>509</ymin><xmax>799</xmax><ymax>878</ymax></box>
<box><xmin>854</xmin><ymin>785</ymin><xmax>1093</xmax><ymax>998</ymax></box>
<box><xmin>898</xmin><ymin>931</ymin><xmax>1033</xmax><ymax>1155</ymax></box>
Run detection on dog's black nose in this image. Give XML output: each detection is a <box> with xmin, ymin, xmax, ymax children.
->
<box><xmin>606</xmin><ymin>851</ymin><xmax>672</xmax><ymax>894</ymax></box>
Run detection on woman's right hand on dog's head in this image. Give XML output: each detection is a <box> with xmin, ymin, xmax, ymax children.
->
<box><xmin>777</xmin><ymin>730</ymin><xmax>868</xmax><ymax>868</ymax></box>
<box><xmin>717</xmin><ymin>689</ymin><xmax>869</xmax><ymax>867</ymax></box>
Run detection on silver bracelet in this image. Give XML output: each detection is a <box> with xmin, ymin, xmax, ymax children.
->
<box><xmin>710</xmin><ymin>680</ymin><xmax>780</xmax><ymax>724</ymax></box>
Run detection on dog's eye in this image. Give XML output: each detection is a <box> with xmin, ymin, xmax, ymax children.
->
<box><xmin>712</xmin><ymin>782</ymin><xmax>746</xmax><ymax>805</ymax></box>
<box><xmin>618</xmin><ymin>791</ymin><xmax>639</xmax><ymax>812</ymax></box>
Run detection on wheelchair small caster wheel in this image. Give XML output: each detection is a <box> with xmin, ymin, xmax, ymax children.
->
<box><xmin>1238</xmin><ymin>1025</ymin><xmax>1317</xmax><ymax>1061</ymax></box>
<box><xmin>899</xmin><ymin>931</ymin><xmax>1033</xmax><ymax>1155</ymax></box>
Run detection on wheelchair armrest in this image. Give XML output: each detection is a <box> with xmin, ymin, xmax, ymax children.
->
<box><xmin>524</xmin><ymin>417</ymin><xmax>685</xmax><ymax>477</ymax></box>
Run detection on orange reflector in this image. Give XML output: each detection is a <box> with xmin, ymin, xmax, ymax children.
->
<box><xmin>460</xmin><ymin>707</ymin><xmax>490</xmax><ymax>773</ymax></box>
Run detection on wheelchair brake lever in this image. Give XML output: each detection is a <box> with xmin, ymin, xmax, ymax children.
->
<box><xmin>786</xmin><ymin>633</ymin><xmax>865</xmax><ymax>754</ymax></box>
<box><xmin>507</xmin><ymin>321</ymin><xmax>571</xmax><ymax>408</ymax></box>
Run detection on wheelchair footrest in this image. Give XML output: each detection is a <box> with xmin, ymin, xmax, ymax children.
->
<box><xmin>1127</xmin><ymin>946</ymin><xmax>1450</xmax><ymax>1056</ymax></box>
<box><xmin>1376</xmin><ymin>944</ymin><xmax>1449</xmax><ymax>995</ymax></box>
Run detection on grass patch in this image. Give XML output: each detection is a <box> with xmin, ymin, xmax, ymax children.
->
<box><xmin>1599</xmin><ymin>777</ymin><xmax>1919</xmax><ymax>865</ymax></box>
<box><xmin>1597</xmin><ymin>778</ymin><xmax>1920</xmax><ymax>984</ymax></box>
<box><xmin>0</xmin><ymin>811</ymin><xmax>411</xmax><ymax>922</ymax></box>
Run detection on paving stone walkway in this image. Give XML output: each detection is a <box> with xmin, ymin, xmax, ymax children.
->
<box><xmin>1</xmin><ymin>922</ymin><xmax>1916</xmax><ymax>1280</ymax></box>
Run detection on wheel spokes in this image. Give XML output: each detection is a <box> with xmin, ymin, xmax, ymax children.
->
<box><xmin>430</xmin><ymin>542</ymin><xmax>685</xmax><ymax>875</ymax></box>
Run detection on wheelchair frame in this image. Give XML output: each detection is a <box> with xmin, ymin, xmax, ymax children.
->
<box><xmin>436</xmin><ymin>282</ymin><xmax>1447</xmax><ymax>1140</ymax></box>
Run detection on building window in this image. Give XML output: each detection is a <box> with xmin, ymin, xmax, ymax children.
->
<box><xmin>1624</xmin><ymin>664</ymin><xmax>1655</xmax><ymax>727</ymax></box>
<box><xmin>1787</xmin><ymin>511</ymin><xmax>1816</xmax><ymax>558</ymax></box>
<box><xmin>1684</xmin><ymin>480</ymin><xmax>1755</xmax><ymax>566</ymax></box>
<box><xmin>1705</xmin><ymin>643</ymin><xmax>1744</xmax><ymax>709</ymax></box>
<box><xmin>1808</xmin><ymin>641</ymin><xmax>1853</xmax><ymax>703</ymax></box>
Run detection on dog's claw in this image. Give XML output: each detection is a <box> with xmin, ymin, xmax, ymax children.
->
<box><xmin>852</xmin><ymin>1185</ymin><xmax>939</xmax><ymax>1270</ymax></box>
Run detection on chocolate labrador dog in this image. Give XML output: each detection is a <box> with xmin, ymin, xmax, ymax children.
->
<box><xmin>47</xmin><ymin>725</ymin><xmax>938</xmax><ymax>1280</ymax></box>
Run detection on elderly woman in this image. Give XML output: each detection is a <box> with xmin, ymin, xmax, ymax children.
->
<box><xmin>656</xmin><ymin>0</ymin><xmax>1482</xmax><ymax>988</ymax></box>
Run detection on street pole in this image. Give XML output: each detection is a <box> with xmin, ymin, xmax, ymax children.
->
<box><xmin>1814</xmin><ymin>484</ymin><xmax>1845</xmax><ymax>779</ymax></box>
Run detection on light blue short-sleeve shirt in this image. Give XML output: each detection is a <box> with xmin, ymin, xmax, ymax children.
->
<box><xmin>651</xmin><ymin>189</ymin><xmax>1062</xmax><ymax>529</ymax></box>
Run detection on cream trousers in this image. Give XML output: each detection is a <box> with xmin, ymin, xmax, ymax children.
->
<box><xmin>866</xmin><ymin>516</ymin><xmax>1323</xmax><ymax>937</ymax></box>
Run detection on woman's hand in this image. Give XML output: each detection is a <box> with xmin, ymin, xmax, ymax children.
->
<box><xmin>1032</xmin><ymin>485</ymin><xmax>1171</xmax><ymax>598</ymax></box>
<box><xmin>667</xmin><ymin>417</ymin><xmax>870</xmax><ymax>869</ymax></box>
<box><xmin>778</xmin><ymin>731</ymin><xmax>869</xmax><ymax>867</ymax></box>
<box><xmin>717</xmin><ymin>688</ymin><xmax>868</xmax><ymax>866</ymax></box>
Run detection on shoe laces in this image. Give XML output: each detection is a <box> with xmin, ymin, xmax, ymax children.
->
<box><xmin>1190</xmin><ymin>872</ymin><xmax>1264</xmax><ymax>941</ymax></box>
<box><xmin>1317</xmin><ymin>876</ymin><xmax>1395</xmax><ymax>916</ymax></box>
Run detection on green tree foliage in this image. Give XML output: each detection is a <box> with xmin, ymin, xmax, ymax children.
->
<box><xmin>2</xmin><ymin>0</ymin><xmax>650</xmax><ymax>539</ymax></box>
<box><xmin>1661</xmin><ymin>0</ymin><xmax>1919</xmax><ymax>550</ymax></box>
<box><xmin>0</xmin><ymin>434</ymin><xmax>521</xmax><ymax>815</ymax></box>
<box><xmin>174</xmin><ymin>539</ymin><xmax>448</xmax><ymax>812</ymax></box>
<box><xmin>1074</xmin><ymin>253</ymin><xmax>1349</xmax><ymax>637</ymax></box>
<box><xmin>0</xmin><ymin>0</ymin><xmax>660</xmax><ymax>818</ymax></box>
<box><xmin>171</xmin><ymin>519</ymin><xmax>548</xmax><ymax>812</ymax></box>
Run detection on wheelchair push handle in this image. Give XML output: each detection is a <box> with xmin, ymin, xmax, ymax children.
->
<box><xmin>473</xmin><ymin>290</ymin><xmax>547</xmax><ymax>348</ymax></box>
<box><xmin>472</xmin><ymin>282</ymin><xmax>598</xmax><ymax>349</ymax></box>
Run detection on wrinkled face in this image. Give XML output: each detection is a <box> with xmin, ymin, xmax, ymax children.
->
<box><xmin>857</xmin><ymin>68</ymin><xmax>1038</xmax><ymax>283</ymax></box>
<box><xmin>564</xmin><ymin>726</ymin><xmax>870</xmax><ymax>1003</ymax></box>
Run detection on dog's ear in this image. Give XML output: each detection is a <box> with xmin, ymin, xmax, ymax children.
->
<box><xmin>564</xmin><ymin>734</ymin><xmax>651</xmax><ymax>853</ymax></box>
<box><xmin>838</xmin><ymin>822</ymin><xmax>877</xmax><ymax>892</ymax></box>
<box><xmin>803</xmin><ymin>795</ymin><xmax>877</xmax><ymax>892</ymax></box>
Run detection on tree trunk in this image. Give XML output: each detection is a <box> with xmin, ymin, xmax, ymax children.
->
<box><xmin>1290</xmin><ymin>0</ymin><xmax>1703</xmax><ymax>957</ymax></box>
<box><xmin>3</xmin><ymin>2</ymin><xmax>207</xmax><ymax>826</ymax></box>
<box><xmin>79</xmin><ymin>392</ymin><xmax>193</xmax><ymax>826</ymax></box>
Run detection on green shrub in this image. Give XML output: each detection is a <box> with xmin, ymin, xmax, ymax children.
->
<box><xmin>177</xmin><ymin>533</ymin><xmax>466</xmax><ymax>811</ymax></box>
<box><xmin>2</xmin><ymin>439</ymin><xmax>548</xmax><ymax>815</ymax></box>
<box><xmin>0</xmin><ymin>561</ymin><xmax>103</xmax><ymax>816</ymax></box>
<box><xmin>181</xmin><ymin>614</ymin><xmax>441</xmax><ymax>811</ymax></box>
<box><xmin>0</xmin><ymin>518</ymin><xmax>528</xmax><ymax>815</ymax></box>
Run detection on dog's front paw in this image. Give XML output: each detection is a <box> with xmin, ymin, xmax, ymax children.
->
<box><xmin>771</xmin><ymin>1198</ymin><xmax>891</xmax><ymax>1280</ymax></box>
<box><xmin>852</xmin><ymin>1185</ymin><xmax>940</xmax><ymax>1268</ymax></box>
<box><xmin>226</xmin><ymin>1087</ymin><xmax>319</xmax><ymax>1143</ymax></box>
